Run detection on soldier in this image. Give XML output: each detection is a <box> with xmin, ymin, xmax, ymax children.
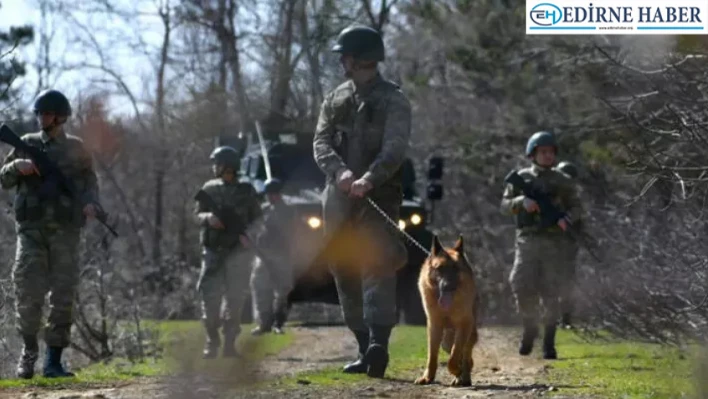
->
<box><xmin>0</xmin><ymin>89</ymin><xmax>101</xmax><ymax>379</ymax></box>
<box><xmin>250</xmin><ymin>178</ymin><xmax>297</xmax><ymax>336</ymax></box>
<box><xmin>313</xmin><ymin>24</ymin><xmax>411</xmax><ymax>378</ymax></box>
<box><xmin>554</xmin><ymin>161</ymin><xmax>580</xmax><ymax>328</ymax></box>
<box><xmin>194</xmin><ymin>146</ymin><xmax>262</xmax><ymax>359</ymax></box>
<box><xmin>500</xmin><ymin>131</ymin><xmax>583</xmax><ymax>360</ymax></box>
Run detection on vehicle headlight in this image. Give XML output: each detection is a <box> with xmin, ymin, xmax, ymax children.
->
<box><xmin>398</xmin><ymin>219</ymin><xmax>406</xmax><ymax>230</ymax></box>
<box><xmin>307</xmin><ymin>216</ymin><xmax>322</xmax><ymax>229</ymax></box>
<box><xmin>410</xmin><ymin>213</ymin><xmax>422</xmax><ymax>225</ymax></box>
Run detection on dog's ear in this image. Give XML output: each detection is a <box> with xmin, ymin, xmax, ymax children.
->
<box><xmin>431</xmin><ymin>235</ymin><xmax>444</xmax><ymax>256</ymax></box>
<box><xmin>453</xmin><ymin>235</ymin><xmax>464</xmax><ymax>253</ymax></box>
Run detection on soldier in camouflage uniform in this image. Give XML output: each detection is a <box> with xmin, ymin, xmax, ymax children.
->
<box><xmin>500</xmin><ymin>131</ymin><xmax>583</xmax><ymax>360</ymax></box>
<box><xmin>1</xmin><ymin>90</ymin><xmax>101</xmax><ymax>379</ymax></box>
<box><xmin>554</xmin><ymin>161</ymin><xmax>580</xmax><ymax>328</ymax></box>
<box><xmin>194</xmin><ymin>146</ymin><xmax>262</xmax><ymax>359</ymax></box>
<box><xmin>313</xmin><ymin>25</ymin><xmax>411</xmax><ymax>378</ymax></box>
<box><xmin>250</xmin><ymin>178</ymin><xmax>298</xmax><ymax>336</ymax></box>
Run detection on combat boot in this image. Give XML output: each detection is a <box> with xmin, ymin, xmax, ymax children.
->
<box><xmin>222</xmin><ymin>324</ymin><xmax>241</xmax><ymax>358</ymax></box>
<box><xmin>365</xmin><ymin>325</ymin><xmax>392</xmax><ymax>379</ymax></box>
<box><xmin>16</xmin><ymin>335</ymin><xmax>39</xmax><ymax>379</ymax></box>
<box><xmin>519</xmin><ymin>319</ymin><xmax>539</xmax><ymax>356</ymax></box>
<box><xmin>343</xmin><ymin>330</ymin><xmax>369</xmax><ymax>374</ymax></box>
<box><xmin>251</xmin><ymin>314</ymin><xmax>273</xmax><ymax>336</ymax></box>
<box><xmin>542</xmin><ymin>324</ymin><xmax>558</xmax><ymax>360</ymax></box>
<box><xmin>202</xmin><ymin>320</ymin><xmax>221</xmax><ymax>359</ymax></box>
<box><xmin>43</xmin><ymin>347</ymin><xmax>75</xmax><ymax>378</ymax></box>
<box><xmin>273</xmin><ymin>308</ymin><xmax>288</xmax><ymax>335</ymax></box>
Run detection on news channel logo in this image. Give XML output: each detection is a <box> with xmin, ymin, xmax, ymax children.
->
<box><xmin>526</xmin><ymin>0</ymin><xmax>708</xmax><ymax>35</ymax></box>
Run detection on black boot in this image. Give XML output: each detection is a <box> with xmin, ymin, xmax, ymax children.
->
<box><xmin>343</xmin><ymin>330</ymin><xmax>369</xmax><ymax>374</ymax></box>
<box><xmin>560</xmin><ymin>312</ymin><xmax>573</xmax><ymax>329</ymax></box>
<box><xmin>223</xmin><ymin>324</ymin><xmax>241</xmax><ymax>358</ymax></box>
<box><xmin>251</xmin><ymin>313</ymin><xmax>273</xmax><ymax>336</ymax></box>
<box><xmin>543</xmin><ymin>324</ymin><xmax>558</xmax><ymax>360</ymax></box>
<box><xmin>43</xmin><ymin>347</ymin><xmax>75</xmax><ymax>378</ymax></box>
<box><xmin>16</xmin><ymin>335</ymin><xmax>38</xmax><ymax>379</ymax></box>
<box><xmin>519</xmin><ymin>319</ymin><xmax>538</xmax><ymax>356</ymax></box>
<box><xmin>273</xmin><ymin>307</ymin><xmax>288</xmax><ymax>335</ymax></box>
<box><xmin>365</xmin><ymin>325</ymin><xmax>392</xmax><ymax>379</ymax></box>
<box><xmin>202</xmin><ymin>320</ymin><xmax>221</xmax><ymax>359</ymax></box>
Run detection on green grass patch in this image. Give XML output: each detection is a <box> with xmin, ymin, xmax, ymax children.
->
<box><xmin>546</xmin><ymin>329</ymin><xmax>696</xmax><ymax>399</ymax></box>
<box><xmin>0</xmin><ymin>321</ymin><xmax>293</xmax><ymax>390</ymax></box>
<box><xmin>280</xmin><ymin>326</ymin><xmax>428</xmax><ymax>387</ymax></box>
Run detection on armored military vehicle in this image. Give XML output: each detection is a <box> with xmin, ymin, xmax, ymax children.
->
<box><xmin>219</xmin><ymin>129</ymin><xmax>444</xmax><ymax>325</ymax></box>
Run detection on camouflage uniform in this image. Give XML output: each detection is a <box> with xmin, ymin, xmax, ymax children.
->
<box><xmin>250</xmin><ymin>200</ymin><xmax>298</xmax><ymax>334</ymax></box>
<box><xmin>0</xmin><ymin>129</ymin><xmax>99</xmax><ymax>377</ymax></box>
<box><xmin>194</xmin><ymin>178</ymin><xmax>261</xmax><ymax>357</ymax></box>
<box><xmin>314</xmin><ymin>71</ymin><xmax>411</xmax><ymax>376</ymax></box>
<box><xmin>500</xmin><ymin>161</ymin><xmax>582</xmax><ymax>358</ymax></box>
<box><xmin>553</xmin><ymin>162</ymin><xmax>581</xmax><ymax>327</ymax></box>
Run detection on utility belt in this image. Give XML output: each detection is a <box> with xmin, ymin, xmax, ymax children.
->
<box><xmin>14</xmin><ymin>192</ymin><xmax>84</xmax><ymax>226</ymax></box>
<box><xmin>200</xmin><ymin>228</ymin><xmax>242</xmax><ymax>251</ymax></box>
<box><xmin>515</xmin><ymin>211</ymin><xmax>563</xmax><ymax>234</ymax></box>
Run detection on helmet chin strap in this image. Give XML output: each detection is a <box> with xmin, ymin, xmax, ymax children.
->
<box><xmin>41</xmin><ymin>116</ymin><xmax>65</xmax><ymax>134</ymax></box>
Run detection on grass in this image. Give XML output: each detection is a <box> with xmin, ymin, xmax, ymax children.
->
<box><xmin>279</xmin><ymin>325</ymin><xmax>699</xmax><ymax>399</ymax></box>
<box><xmin>546</xmin><ymin>330</ymin><xmax>697</xmax><ymax>399</ymax></box>
<box><xmin>0</xmin><ymin>321</ymin><xmax>294</xmax><ymax>390</ymax></box>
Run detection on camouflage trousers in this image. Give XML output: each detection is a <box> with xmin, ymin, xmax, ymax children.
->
<box><xmin>197</xmin><ymin>247</ymin><xmax>255</xmax><ymax>342</ymax></box>
<box><xmin>324</xmin><ymin>187</ymin><xmax>408</xmax><ymax>333</ymax></box>
<box><xmin>13</xmin><ymin>227</ymin><xmax>80</xmax><ymax>348</ymax></box>
<box><xmin>249</xmin><ymin>254</ymin><xmax>294</xmax><ymax>326</ymax></box>
<box><xmin>508</xmin><ymin>231</ymin><xmax>569</xmax><ymax>326</ymax></box>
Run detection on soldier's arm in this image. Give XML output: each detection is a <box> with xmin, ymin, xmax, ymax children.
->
<box><xmin>0</xmin><ymin>148</ymin><xmax>21</xmax><ymax>189</ymax></box>
<box><xmin>194</xmin><ymin>186</ymin><xmax>212</xmax><ymax>226</ymax></box>
<box><xmin>500</xmin><ymin>183</ymin><xmax>525</xmax><ymax>215</ymax></box>
<box><xmin>313</xmin><ymin>93</ymin><xmax>348</xmax><ymax>178</ymax></box>
<box><xmin>361</xmin><ymin>91</ymin><xmax>412</xmax><ymax>187</ymax></box>
<box><xmin>244</xmin><ymin>186</ymin><xmax>264</xmax><ymax>238</ymax></box>
<box><xmin>562</xmin><ymin>178</ymin><xmax>584</xmax><ymax>225</ymax></box>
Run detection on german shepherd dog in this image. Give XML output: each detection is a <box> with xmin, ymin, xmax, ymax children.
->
<box><xmin>414</xmin><ymin>235</ymin><xmax>478</xmax><ymax>387</ymax></box>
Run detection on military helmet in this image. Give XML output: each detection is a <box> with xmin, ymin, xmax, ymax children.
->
<box><xmin>33</xmin><ymin>89</ymin><xmax>72</xmax><ymax>117</ymax></box>
<box><xmin>557</xmin><ymin>161</ymin><xmax>578</xmax><ymax>178</ymax></box>
<box><xmin>209</xmin><ymin>146</ymin><xmax>240</xmax><ymax>170</ymax></box>
<box><xmin>525</xmin><ymin>131</ymin><xmax>557</xmax><ymax>157</ymax></box>
<box><xmin>331</xmin><ymin>25</ymin><xmax>385</xmax><ymax>62</ymax></box>
<box><xmin>264</xmin><ymin>178</ymin><xmax>283</xmax><ymax>194</ymax></box>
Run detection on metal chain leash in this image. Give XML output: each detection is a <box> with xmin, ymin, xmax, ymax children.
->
<box><xmin>365</xmin><ymin>197</ymin><xmax>432</xmax><ymax>257</ymax></box>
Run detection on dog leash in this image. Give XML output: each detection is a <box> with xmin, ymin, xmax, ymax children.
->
<box><xmin>365</xmin><ymin>197</ymin><xmax>432</xmax><ymax>257</ymax></box>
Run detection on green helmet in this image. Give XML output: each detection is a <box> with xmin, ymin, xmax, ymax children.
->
<box><xmin>264</xmin><ymin>178</ymin><xmax>283</xmax><ymax>194</ymax></box>
<box><xmin>331</xmin><ymin>25</ymin><xmax>385</xmax><ymax>62</ymax></box>
<box><xmin>33</xmin><ymin>89</ymin><xmax>72</xmax><ymax>117</ymax></box>
<box><xmin>210</xmin><ymin>146</ymin><xmax>240</xmax><ymax>171</ymax></box>
<box><xmin>557</xmin><ymin>161</ymin><xmax>578</xmax><ymax>178</ymax></box>
<box><xmin>525</xmin><ymin>131</ymin><xmax>557</xmax><ymax>157</ymax></box>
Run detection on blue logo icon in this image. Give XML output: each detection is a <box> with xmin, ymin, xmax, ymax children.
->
<box><xmin>530</xmin><ymin>3</ymin><xmax>562</xmax><ymax>26</ymax></box>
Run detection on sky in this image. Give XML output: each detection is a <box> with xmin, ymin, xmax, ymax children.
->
<box><xmin>1</xmin><ymin>0</ymin><xmax>182</xmax><ymax>119</ymax></box>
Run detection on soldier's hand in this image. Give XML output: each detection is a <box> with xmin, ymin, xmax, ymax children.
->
<box><xmin>558</xmin><ymin>217</ymin><xmax>569</xmax><ymax>232</ymax></box>
<box><xmin>14</xmin><ymin>159</ymin><xmax>39</xmax><ymax>176</ymax></box>
<box><xmin>239</xmin><ymin>235</ymin><xmax>251</xmax><ymax>248</ymax></box>
<box><xmin>349</xmin><ymin>178</ymin><xmax>373</xmax><ymax>198</ymax></box>
<box><xmin>336</xmin><ymin>168</ymin><xmax>355</xmax><ymax>192</ymax></box>
<box><xmin>522</xmin><ymin>198</ymin><xmax>539</xmax><ymax>213</ymax></box>
<box><xmin>83</xmin><ymin>203</ymin><xmax>97</xmax><ymax>219</ymax></box>
<box><xmin>208</xmin><ymin>214</ymin><xmax>225</xmax><ymax>229</ymax></box>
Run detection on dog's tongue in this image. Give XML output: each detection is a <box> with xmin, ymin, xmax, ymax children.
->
<box><xmin>438</xmin><ymin>292</ymin><xmax>454</xmax><ymax>311</ymax></box>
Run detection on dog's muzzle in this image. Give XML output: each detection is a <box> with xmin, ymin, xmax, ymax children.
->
<box><xmin>437</xmin><ymin>281</ymin><xmax>457</xmax><ymax>311</ymax></box>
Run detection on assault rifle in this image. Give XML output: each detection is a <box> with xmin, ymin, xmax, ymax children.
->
<box><xmin>504</xmin><ymin>170</ymin><xmax>601</xmax><ymax>262</ymax></box>
<box><xmin>0</xmin><ymin>124</ymin><xmax>118</xmax><ymax>237</ymax></box>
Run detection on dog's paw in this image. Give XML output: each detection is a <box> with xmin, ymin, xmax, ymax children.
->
<box><xmin>447</xmin><ymin>360</ymin><xmax>461</xmax><ymax>376</ymax></box>
<box><xmin>450</xmin><ymin>375</ymin><xmax>472</xmax><ymax>387</ymax></box>
<box><xmin>414</xmin><ymin>375</ymin><xmax>434</xmax><ymax>385</ymax></box>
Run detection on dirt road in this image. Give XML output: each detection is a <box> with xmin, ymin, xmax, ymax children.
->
<box><xmin>0</xmin><ymin>326</ymin><xmax>584</xmax><ymax>399</ymax></box>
